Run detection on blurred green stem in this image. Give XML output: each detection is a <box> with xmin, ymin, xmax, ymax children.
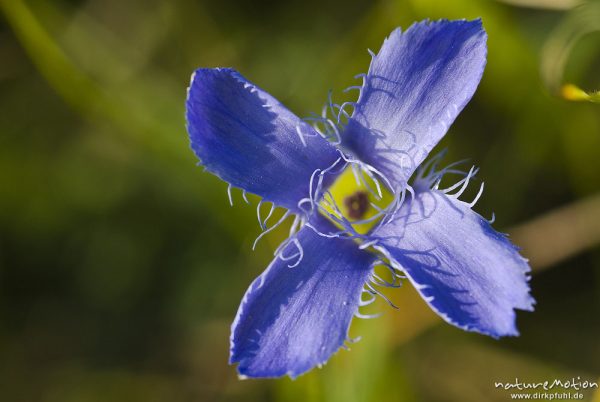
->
<box><xmin>540</xmin><ymin>0</ymin><xmax>600</xmax><ymax>103</ymax></box>
<box><xmin>511</xmin><ymin>192</ymin><xmax>600</xmax><ymax>269</ymax></box>
<box><xmin>495</xmin><ymin>0</ymin><xmax>578</xmax><ymax>10</ymax></box>
<box><xmin>0</xmin><ymin>0</ymin><xmax>256</xmax><ymax>240</ymax></box>
<box><xmin>0</xmin><ymin>0</ymin><xmax>184</xmax><ymax>155</ymax></box>
<box><xmin>0</xmin><ymin>0</ymin><xmax>112</xmax><ymax>119</ymax></box>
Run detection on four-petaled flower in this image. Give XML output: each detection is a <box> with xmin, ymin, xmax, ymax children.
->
<box><xmin>185</xmin><ymin>19</ymin><xmax>534</xmax><ymax>379</ymax></box>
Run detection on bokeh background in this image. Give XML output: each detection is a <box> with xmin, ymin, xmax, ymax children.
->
<box><xmin>1</xmin><ymin>0</ymin><xmax>599</xmax><ymax>401</ymax></box>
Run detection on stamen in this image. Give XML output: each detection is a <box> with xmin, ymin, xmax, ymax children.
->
<box><xmin>469</xmin><ymin>182</ymin><xmax>485</xmax><ymax>207</ymax></box>
<box><xmin>275</xmin><ymin>237</ymin><xmax>304</xmax><ymax>268</ymax></box>
<box><xmin>365</xmin><ymin>282</ymin><xmax>399</xmax><ymax>309</ymax></box>
<box><xmin>346</xmin><ymin>335</ymin><xmax>362</xmax><ymax>344</ymax></box>
<box><xmin>256</xmin><ymin>200</ymin><xmax>264</xmax><ymax>229</ymax></box>
<box><xmin>227</xmin><ymin>183</ymin><xmax>233</xmax><ymax>206</ymax></box>
<box><xmin>359</xmin><ymin>239</ymin><xmax>379</xmax><ymax>250</ymax></box>
<box><xmin>343</xmin><ymin>85</ymin><xmax>362</xmax><ymax>93</ymax></box>
<box><xmin>327</xmin><ymin>90</ymin><xmax>336</xmax><ymax>121</ymax></box>
<box><xmin>359</xmin><ymin>291</ymin><xmax>376</xmax><ymax>306</ymax></box>
<box><xmin>335</xmin><ymin>101</ymin><xmax>356</xmax><ymax>123</ymax></box>
<box><xmin>252</xmin><ymin>210</ymin><xmax>291</xmax><ymax>250</ymax></box>
<box><xmin>256</xmin><ymin>201</ymin><xmax>277</xmax><ymax>231</ymax></box>
<box><xmin>450</xmin><ymin>166</ymin><xmax>478</xmax><ymax>198</ymax></box>
<box><xmin>354</xmin><ymin>311</ymin><xmax>382</xmax><ymax>319</ymax></box>
<box><xmin>283</xmin><ymin>243</ymin><xmax>303</xmax><ymax>267</ymax></box>
<box><xmin>288</xmin><ymin>214</ymin><xmax>303</xmax><ymax>237</ymax></box>
<box><xmin>351</xmin><ymin>163</ymin><xmax>361</xmax><ymax>186</ymax></box>
<box><xmin>295</xmin><ymin>122</ymin><xmax>308</xmax><ymax>147</ymax></box>
<box><xmin>264</xmin><ymin>202</ymin><xmax>276</xmax><ymax>227</ymax></box>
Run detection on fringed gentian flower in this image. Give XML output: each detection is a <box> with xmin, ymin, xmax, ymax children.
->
<box><xmin>185</xmin><ymin>19</ymin><xmax>534</xmax><ymax>379</ymax></box>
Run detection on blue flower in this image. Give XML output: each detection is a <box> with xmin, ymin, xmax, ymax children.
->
<box><xmin>185</xmin><ymin>19</ymin><xmax>535</xmax><ymax>379</ymax></box>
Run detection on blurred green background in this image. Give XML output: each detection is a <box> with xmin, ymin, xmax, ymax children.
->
<box><xmin>1</xmin><ymin>0</ymin><xmax>599</xmax><ymax>401</ymax></box>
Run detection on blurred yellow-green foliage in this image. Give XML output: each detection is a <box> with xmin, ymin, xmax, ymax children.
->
<box><xmin>1</xmin><ymin>0</ymin><xmax>599</xmax><ymax>401</ymax></box>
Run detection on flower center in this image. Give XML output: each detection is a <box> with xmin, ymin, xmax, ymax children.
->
<box><xmin>344</xmin><ymin>191</ymin><xmax>370</xmax><ymax>220</ymax></box>
<box><xmin>318</xmin><ymin>165</ymin><xmax>394</xmax><ymax>235</ymax></box>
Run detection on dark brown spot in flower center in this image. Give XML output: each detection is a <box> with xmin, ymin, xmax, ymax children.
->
<box><xmin>344</xmin><ymin>191</ymin><xmax>370</xmax><ymax>220</ymax></box>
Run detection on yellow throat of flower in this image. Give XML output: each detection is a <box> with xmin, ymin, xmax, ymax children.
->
<box><xmin>319</xmin><ymin>165</ymin><xmax>395</xmax><ymax>235</ymax></box>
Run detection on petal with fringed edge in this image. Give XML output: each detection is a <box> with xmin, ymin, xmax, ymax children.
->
<box><xmin>186</xmin><ymin>68</ymin><xmax>341</xmax><ymax>212</ymax></box>
<box><xmin>342</xmin><ymin>20</ymin><xmax>487</xmax><ymax>190</ymax></box>
<box><xmin>371</xmin><ymin>190</ymin><xmax>534</xmax><ymax>337</ymax></box>
<box><xmin>230</xmin><ymin>216</ymin><xmax>375</xmax><ymax>378</ymax></box>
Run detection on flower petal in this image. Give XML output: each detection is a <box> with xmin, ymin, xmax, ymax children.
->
<box><xmin>230</xmin><ymin>217</ymin><xmax>375</xmax><ymax>378</ymax></box>
<box><xmin>342</xmin><ymin>20</ymin><xmax>487</xmax><ymax>189</ymax></box>
<box><xmin>371</xmin><ymin>190</ymin><xmax>534</xmax><ymax>337</ymax></box>
<box><xmin>186</xmin><ymin>68</ymin><xmax>341</xmax><ymax>212</ymax></box>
